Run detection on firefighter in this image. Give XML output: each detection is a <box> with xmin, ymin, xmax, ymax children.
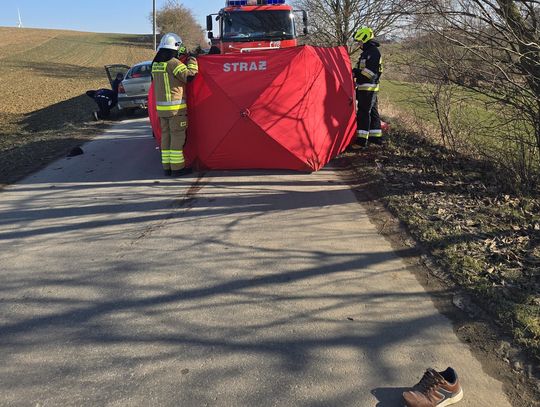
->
<box><xmin>152</xmin><ymin>33</ymin><xmax>198</xmax><ymax>176</ymax></box>
<box><xmin>351</xmin><ymin>26</ymin><xmax>383</xmax><ymax>148</ymax></box>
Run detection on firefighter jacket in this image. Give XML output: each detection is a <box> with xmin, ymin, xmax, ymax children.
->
<box><xmin>353</xmin><ymin>40</ymin><xmax>383</xmax><ymax>92</ymax></box>
<box><xmin>152</xmin><ymin>56</ymin><xmax>198</xmax><ymax>117</ymax></box>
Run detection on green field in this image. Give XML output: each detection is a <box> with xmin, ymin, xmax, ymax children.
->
<box><xmin>0</xmin><ymin>27</ymin><xmax>155</xmax><ymax>184</ymax></box>
<box><xmin>378</xmin><ymin>40</ymin><xmax>537</xmax><ymax>168</ymax></box>
<box><xmin>380</xmin><ymin>80</ymin><xmax>500</xmax><ymax>134</ymax></box>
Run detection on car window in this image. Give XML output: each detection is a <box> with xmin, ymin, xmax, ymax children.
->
<box><xmin>126</xmin><ymin>63</ymin><xmax>152</xmax><ymax>79</ymax></box>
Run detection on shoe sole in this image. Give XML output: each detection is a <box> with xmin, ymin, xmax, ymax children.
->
<box><xmin>402</xmin><ymin>388</ymin><xmax>463</xmax><ymax>407</ymax></box>
<box><xmin>438</xmin><ymin>388</ymin><xmax>464</xmax><ymax>407</ymax></box>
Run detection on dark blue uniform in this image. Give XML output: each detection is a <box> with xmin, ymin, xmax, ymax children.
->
<box><xmin>86</xmin><ymin>89</ymin><xmax>115</xmax><ymax>119</ymax></box>
<box><xmin>353</xmin><ymin>40</ymin><xmax>383</xmax><ymax>146</ymax></box>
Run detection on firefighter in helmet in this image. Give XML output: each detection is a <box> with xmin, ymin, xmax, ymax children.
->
<box><xmin>152</xmin><ymin>33</ymin><xmax>198</xmax><ymax>176</ymax></box>
<box><xmin>351</xmin><ymin>26</ymin><xmax>383</xmax><ymax>148</ymax></box>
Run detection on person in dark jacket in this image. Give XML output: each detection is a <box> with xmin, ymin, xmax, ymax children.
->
<box><xmin>86</xmin><ymin>72</ymin><xmax>124</xmax><ymax>120</ymax></box>
<box><xmin>111</xmin><ymin>72</ymin><xmax>124</xmax><ymax>106</ymax></box>
<box><xmin>351</xmin><ymin>26</ymin><xmax>383</xmax><ymax>148</ymax></box>
<box><xmin>86</xmin><ymin>88</ymin><xmax>115</xmax><ymax>120</ymax></box>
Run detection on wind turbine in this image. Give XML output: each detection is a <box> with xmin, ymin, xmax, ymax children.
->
<box><xmin>17</xmin><ymin>8</ymin><xmax>23</xmax><ymax>28</ymax></box>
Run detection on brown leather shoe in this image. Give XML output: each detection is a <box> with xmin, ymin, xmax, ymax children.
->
<box><xmin>402</xmin><ymin>367</ymin><xmax>463</xmax><ymax>407</ymax></box>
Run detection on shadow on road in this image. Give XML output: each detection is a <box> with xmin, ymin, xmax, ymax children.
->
<box><xmin>371</xmin><ymin>387</ymin><xmax>410</xmax><ymax>406</ymax></box>
<box><xmin>0</xmin><ymin>119</ymin><xmax>460</xmax><ymax>405</ymax></box>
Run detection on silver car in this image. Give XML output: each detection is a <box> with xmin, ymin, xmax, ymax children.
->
<box><xmin>105</xmin><ymin>61</ymin><xmax>152</xmax><ymax>112</ymax></box>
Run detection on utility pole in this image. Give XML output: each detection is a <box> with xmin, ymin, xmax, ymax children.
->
<box><xmin>153</xmin><ymin>0</ymin><xmax>157</xmax><ymax>51</ymax></box>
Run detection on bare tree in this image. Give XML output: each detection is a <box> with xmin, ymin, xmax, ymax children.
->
<box><xmin>292</xmin><ymin>0</ymin><xmax>417</xmax><ymax>53</ymax></box>
<box><xmin>405</xmin><ymin>0</ymin><xmax>540</xmax><ymax>192</ymax></box>
<box><xmin>152</xmin><ymin>0</ymin><xmax>206</xmax><ymax>50</ymax></box>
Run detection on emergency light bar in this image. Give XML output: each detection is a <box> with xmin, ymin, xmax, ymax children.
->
<box><xmin>226</xmin><ymin>0</ymin><xmax>286</xmax><ymax>5</ymax></box>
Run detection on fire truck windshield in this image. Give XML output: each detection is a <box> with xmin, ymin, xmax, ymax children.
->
<box><xmin>222</xmin><ymin>10</ymin><xmax>295</xmax><ymax>41</ymax></box>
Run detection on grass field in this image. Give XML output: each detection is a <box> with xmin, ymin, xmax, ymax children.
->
<box><xmin>0</xmin><ymin>27</ymin><xmax>155</xmax><ymax>184</ymax></box>
<box><xmin>372</xmin><ymin>45</ymin><xmax>540</xmax><ymax>367</ymax></box>
<box><xmin>379</xmin><ymin>42</ymin><xmax>538</xmax><ymax>178</ymax></box>
<box><xmin>379</xmin><ymin>80</ymin><xmax>501</xmax><ymax>139</ymax></box>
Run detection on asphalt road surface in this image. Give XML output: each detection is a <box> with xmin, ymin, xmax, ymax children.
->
<box><xmin>0</xmin><ymin>118</ymin><xmax>513</xmax><ymax>406</ymax></box>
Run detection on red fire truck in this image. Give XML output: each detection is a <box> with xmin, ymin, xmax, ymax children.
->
<box><xmin>206</xmin><ymin>0</ymin><xmax>308</xmax><ymax>54</ymax></box>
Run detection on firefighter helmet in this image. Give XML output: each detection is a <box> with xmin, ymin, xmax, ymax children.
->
<box><xmin>353</xmin><ymin>26</ymin><xmax>374</xmax><ymax>43</ymax></box>
<box><xmin>158</xmin><ymin>33</ymin><xmax>183</xmax><ymax>50</ymax></box>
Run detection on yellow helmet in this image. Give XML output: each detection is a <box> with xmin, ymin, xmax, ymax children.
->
<box><xmin>353</xmin><ymin>26</ymin><xmax>374</xmax><ymax>43</ymax></box>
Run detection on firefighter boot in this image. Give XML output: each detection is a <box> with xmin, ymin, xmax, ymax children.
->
<box><xmin>369</xmin><ymin>129</ymin><xmax>384</xmax><ymax>145</ymax></box>
<box><xmin>369</xmin><ymin>136</ymin><xmax>385</xmax><ymax>146</ymax></box>
<box><xmin>171</xmin><ymin>168</ymin><xmax>192</xmax><ymax>177</ymax></box>
<box><xmin>349</xmin><ymin>131</ymin><xmax>369</xmax><ymax>150</ymax></box>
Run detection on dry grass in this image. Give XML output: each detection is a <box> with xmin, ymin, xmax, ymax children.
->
<box><xmin>0</xmin><ymin>27</ymin><xmax>155</xmax><ymax>185</ymax></box>
<box><xmin>0</xmin><ymin>28</ymin><xmax>154</xmax><ymax>115</ymax></box>
<box><xmin>347</xmin><ymin>96</ymin><xmax>540</xmax><ymax>365</ymax></box>
<box><xmin>0</xmin><ymin>27</ymin><xmax>91</xmax><ymax>60</ymax></box>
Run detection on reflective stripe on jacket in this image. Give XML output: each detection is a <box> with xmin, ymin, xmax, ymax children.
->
<box><xmin>152</xmin><ymin>56</ymin><xmax>198</xmax><ymax>117</ymax></box>
<box><xmin>354</xmin><ymin>41</ymin><xmax>383</xmax><ymax>92</ymax></box>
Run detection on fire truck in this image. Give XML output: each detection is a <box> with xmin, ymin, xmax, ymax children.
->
<box><xmin>206</xmin><ymin>0</ymin><xmax>308</xmax><ymax>54</ymax></box>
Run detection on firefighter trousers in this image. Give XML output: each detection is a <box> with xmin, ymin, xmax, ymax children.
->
<box><xmin>160</xmin><ymin>111</ymin><xmax>187</xmax><ymax>171</ymax></box>
<box><xmin>356</xmin><ymin>90</ymin><xmax>382</xmax><ymax>143</ymax></box>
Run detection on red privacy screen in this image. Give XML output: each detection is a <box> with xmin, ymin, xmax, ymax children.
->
<box><xmin>149</xmin><ymin>45</ymin><xmax>356</xmax><ymax>171</ymax></box>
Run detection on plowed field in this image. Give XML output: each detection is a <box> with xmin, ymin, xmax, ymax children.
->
<box><xmin>0</xmin><ymin>27</ymin><xmax>155</xmax><ymax>185</ymax></box>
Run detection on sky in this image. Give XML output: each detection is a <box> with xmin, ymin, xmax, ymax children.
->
<box><xmin>0</xmin><ymin>0</ymin><xmax>224</xmax><ymax>34</ymax></box>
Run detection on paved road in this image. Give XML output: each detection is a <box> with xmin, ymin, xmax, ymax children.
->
<box><xmin>0</xmin><ymin>118</ymin><xmax>512</xmax><ymax>406</ymax></box>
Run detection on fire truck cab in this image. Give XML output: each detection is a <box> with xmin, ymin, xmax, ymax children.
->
<box><xmin>206</xmin><ymin>0</ymin><xmax>308</xmax><ymax>54</ymax></box>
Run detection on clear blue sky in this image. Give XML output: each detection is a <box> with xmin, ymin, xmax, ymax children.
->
<box><xmin>0</xmin><ymin>0</ymin><xmax>223</xmax><ymax>34</ymax></box>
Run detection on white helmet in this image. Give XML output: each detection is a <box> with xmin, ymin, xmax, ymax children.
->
<box><xmin>158</xmin><ymin>32</ymin><xmax>182</xmax><ymax>50</ymax></box>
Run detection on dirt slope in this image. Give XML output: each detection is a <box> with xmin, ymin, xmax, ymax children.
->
<box><xmin>0</xmin><ymin>27</ymin><xmax>155</xmax><ymax>185</ymax></box>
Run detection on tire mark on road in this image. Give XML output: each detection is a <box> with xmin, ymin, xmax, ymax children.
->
<box><xmin>129</xmin><ymin>173</ymin><xmax>208</xmax><ymax>245</ymax></box>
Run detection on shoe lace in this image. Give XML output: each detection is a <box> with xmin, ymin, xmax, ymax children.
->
<box><xmin>414</xmin><ymin>369</ymin><xmax>444</xmax><ymax>394</ymax></box>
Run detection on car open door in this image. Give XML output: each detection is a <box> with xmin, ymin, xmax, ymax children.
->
<box><xmin>104</xmin><ymin>64</ymin><xmax>130</xmax><ymax>87</ymax></box>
